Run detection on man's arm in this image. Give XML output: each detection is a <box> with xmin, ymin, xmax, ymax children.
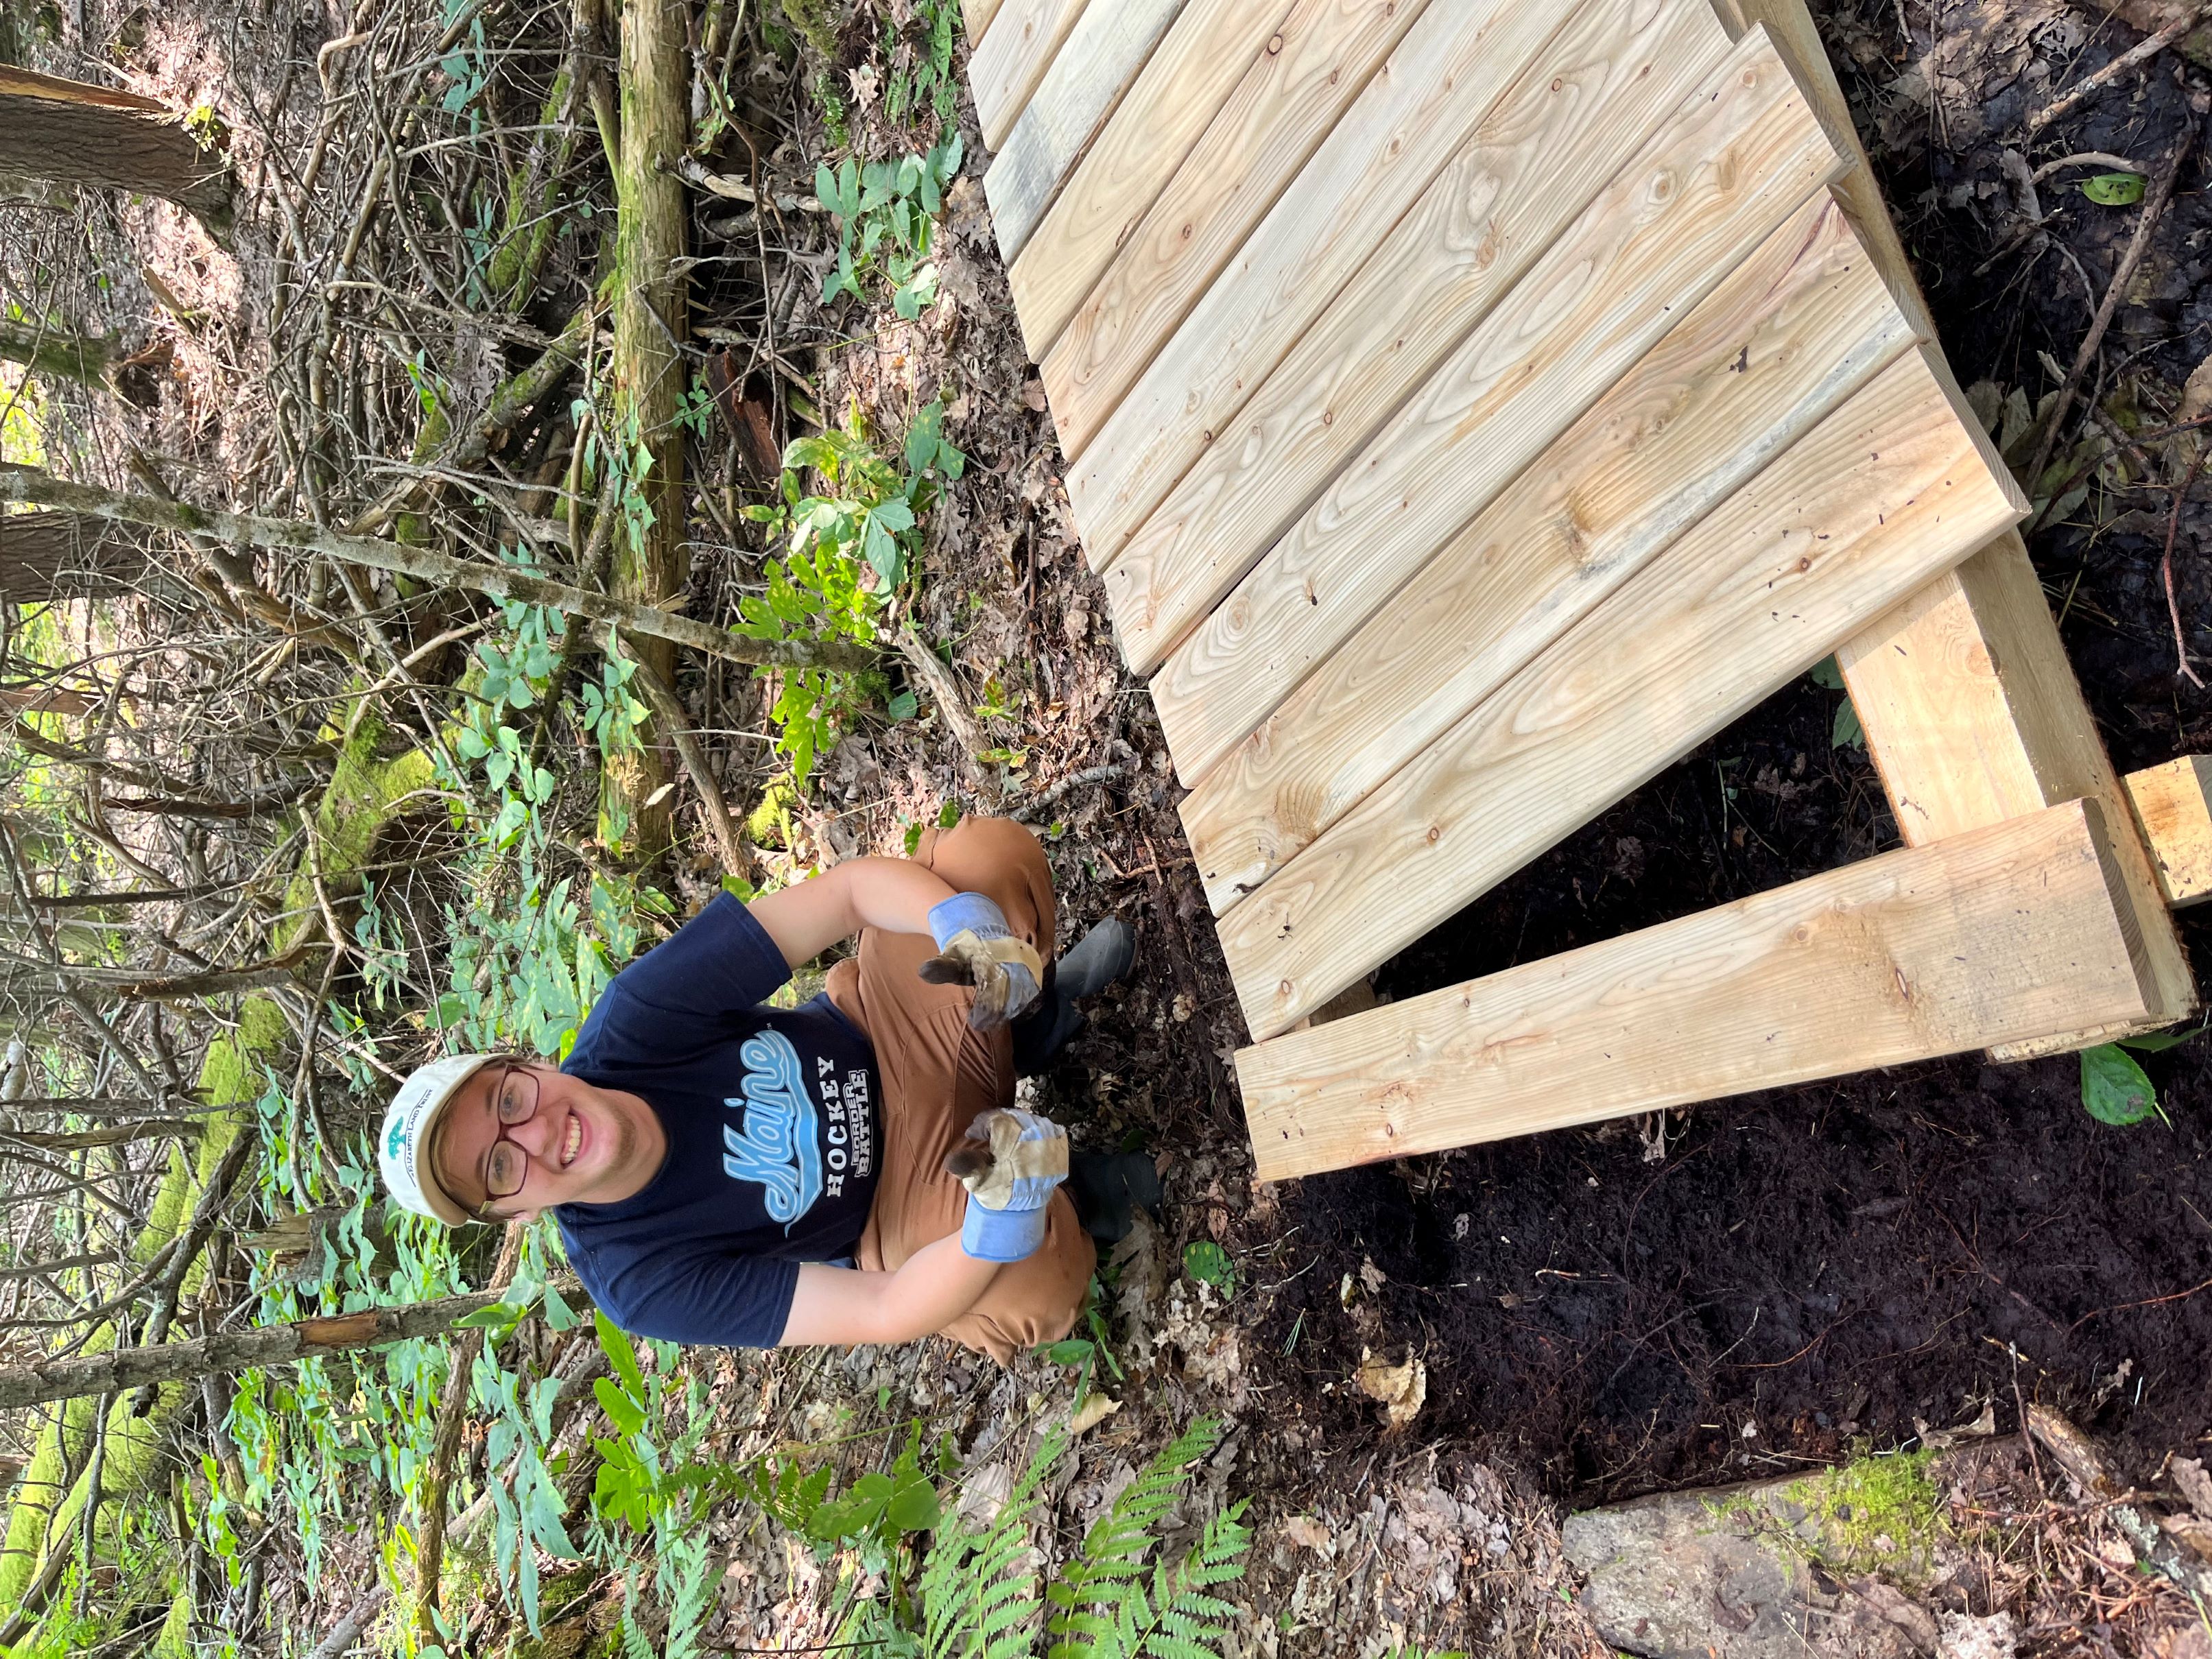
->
<box><xmin>746</xmin><ymin>858</ymin><xmax>959</xmax><ymax>970</ymax></box>
<box><xmin>778</xmin><ymin>1241</ymin><xmax>1001</xmax><ymax>1346</ymax></box>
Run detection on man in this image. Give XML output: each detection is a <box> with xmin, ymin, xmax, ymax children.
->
<box><xmin>375</xmin><ymin>815</ymin><xmax>1143</xmax><ymax>1362</ymax></box>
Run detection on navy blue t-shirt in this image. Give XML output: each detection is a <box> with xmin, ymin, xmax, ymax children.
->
<box><xmin>554</xmin><ymin>893</ymin><xmax>881</xmax><ymax>1348</ymax></box>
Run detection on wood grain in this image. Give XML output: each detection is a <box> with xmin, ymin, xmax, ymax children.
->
<box><xmin>1180</xmin><ymin>192</ymin><xmax>1919</xmax><ymax>914</ymax></box>
<box><xmin>1719</xmin><ymin>0</ymin><xmax>2196</xmax><ymax>1048</ymax></box>
<box><xmin>1237</xmin><ymin>798</ymin><xmax>2156</xmax><ymax>1182</ymax></box>
<box><xmin>971</xmin><ymin>0</ymin><xmax>1092</xmax><ymax>153</ymax></box>
<box><xmin>1840</xmin><ymin>536</ymin><xmax>2199</xmax><ymax>1046</ymax></box>
<box><xmin>2125</xmin><ymin>756</ymin><xmax>2212</xmax><ymax>907</ymax></box>
<box><xmin>1216</xmin><ymin>345</ymin><xmax>2027</xmax><ymax>1039</ymax></box>
<box><xmin>1150</xmin><ymin>29</ymin><xmax>1845</xmax><ymax>785</ymax></box>
<box><xmin>1039</xmin><ymin>0</ymin><xmax>1436</xmax><ymax>462</ymax></box>
<box><xmin>1059</xmin><ymin>0</ymin><xmax>1573</xmax><ymax>569</ymax></box>
<box><xmin>983</xmin><ymin>0</ymin><xmax>1189</xmax><ymax>265</ymax></box>
<box><xmin>1006</xmin><ymin>0</ymin><xmax>1297</xmax><ymax>361</ymax></box>
<box><xmin>968</xmin><ymin>0</ymin><xmax>1007</xmax><ymax>49</ymax></box>
<box><xmin>1101</xmin><ymin>0</ymin><xmax>1738</xmax><ymax>678</ymax></box>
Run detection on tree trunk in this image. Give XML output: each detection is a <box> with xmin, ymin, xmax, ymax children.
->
<box><xmin>0</xmin><ymin>68</ymin><xmax>231</xmax><ymax>234</ymax></box>
<box><xmin>0</xmin><ymin>1285</ymin><xmax>568</xmax><ymax>1410</ymax></box>
<box><xmin>0</xmin><ymin>510</ymin><xmax>151</xmax><ymax>604</ymax></box>
<box><xmin>600</xmin><ymin>0</ymin><xmax>691</xmax><ymax>858</ymax></box>
<box><xmin>0</xmin><ymin>319</ymin><xmax>114</xmax><ymax>387</ymax></box>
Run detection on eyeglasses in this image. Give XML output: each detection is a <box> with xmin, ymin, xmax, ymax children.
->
<box><xmin>477</xmin><ymin>1063</ymin><xmax>542</xmax><ymax>1204</ymax></box>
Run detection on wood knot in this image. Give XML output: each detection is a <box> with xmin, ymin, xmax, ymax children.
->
<box><xmin>1268</xmin><ymin>33</ymin><xmax>1284</xmax><ymax>53</ymax></box>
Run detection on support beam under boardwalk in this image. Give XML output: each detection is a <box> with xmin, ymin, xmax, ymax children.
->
<box><xmin>1237</xmin><ymin>798</ymin><xmax>2158</xmax><ymax>1184</ymax></box>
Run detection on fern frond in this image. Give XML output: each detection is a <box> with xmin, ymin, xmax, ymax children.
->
<box><xmin>918</xmin><ymin>1431</ymin><xmax>1068</xmax><ymax>1659</ymax></box>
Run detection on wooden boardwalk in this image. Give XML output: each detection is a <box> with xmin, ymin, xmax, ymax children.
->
<box><xmin>964</xmin><ymin>0</ymin><xmax>2205</xmax><ymax>1180</ymax></box>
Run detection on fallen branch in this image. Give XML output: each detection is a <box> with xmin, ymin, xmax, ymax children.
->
<box><xmin>613</xmin><ymin>630</ymin><xmax>749</xmax><ymax>874</ymax></box>
<box><xmin>0</xmin><ymin>1280</ymin><xmax>585</xmax><ymax>1409</ymax></box>
<box><xmin>2028</xmin><ymin>5</ymin><xmax>2207</xmax><ymax>135</ymax></box>
<box><xmin>1008</xmin><ymin>763</ymin><xmax>1134</xmax><ymax>825</ymax></box>
<box><xmin>896</xmin><ymin>628</ymin><xmax>992</xmax><ymax>790</ymax></box>
<box><xmin>2023</xmin><ymin>123</ymin><xmax>2198</xmax><ymax>489</ymax></box>
<box><xmin>0</xmin><ymin>466</ymin><xmax>881</xmax><ymax>674</ymax></box>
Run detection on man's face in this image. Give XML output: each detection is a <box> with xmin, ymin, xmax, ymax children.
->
<box><xmin>431</xmin><ymin>1063</ymin><xmax>665</xmax><ymax>1221</ymax></box>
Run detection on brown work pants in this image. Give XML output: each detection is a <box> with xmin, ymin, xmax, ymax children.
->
<box><xmin>824</xmin><ymin>815</ymin><xmax>1094</xmax><ymax>1364</ymax></box>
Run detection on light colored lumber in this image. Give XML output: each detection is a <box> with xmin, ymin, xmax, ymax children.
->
<box><xmin>971</xmin><ymin>0</ymin><xmax>1092</xmax><ymax>153</ymax></box>
<box><xmin>1038</xmin><ymin>0</ymin><xmax>1432</xmax><ymax>462</ymax></box>
<box><xmin>1059</xmin><ymin>0</ymin><xmax>1573</xmax><ymax>567</ymax></box>
<box><xmin>1237</xmin><ymin>798</ymin><xmax>2157</xmax><ymax>1182</ymax></box>
<box><xmin>1007</xmin><ymin>0</ymin><xmax>1298</xmax><ymax>361</ymax></box>
<box><xmin>984</xmin><ymin>0</ymin><xmax>1189</xmax><ymax>264</ymax></box>
<box><xmin>1102</xmin><ymin>0</ymin><xmax>1739</xmax><ymax>679</ymax></box>
<box><xmin>1150</xmin><ymin>28</ymin><xmax>1846</xmax><ymax>785</ymax></box>
<box><xmin>1839</xmin><ymin>536</ymin><xmax>2198</xmax><ymax>1049</ymax></box>
<box><xmin>1710</xmin><ymin>0</ymin><xmax>1936</xmax><ymax>337</ymax></box>
<box><xmin>968</xmin><ymin>0</ymin><xmax>1006</xmax><ymax>48</ymax></box>
<box><xmin>1216</xmin><ymin>344</ymin><xmax>2027</xmax><ymax>1039</ymax></box>
<box><xmin>2125</xmin><ymin>756</ymin><xmax>2212</xmax><ymax>906</ymax></box>
<box><xmin>1714</xmin><ymin>0</ymin><xmax>2197</xmax><ymax>1050</ymax></box>
<box><xmin>1181</xmin><ymin>191</ymin><xmax>1920</xmax><ymax>914</ymax></box>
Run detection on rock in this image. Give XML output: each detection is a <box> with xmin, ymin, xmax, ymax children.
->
<box><xmin>1564</xmin><ymin>1473</ymin><xmax>1941</xmax><ymax>1658</ymax></box>
<box><xmin>1938</xmin><ymin>1610</ymin><xmax>2017</xmax><ymax>1659</ymax></box>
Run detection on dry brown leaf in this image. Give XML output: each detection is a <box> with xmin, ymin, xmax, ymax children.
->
<box><xmin>1279</xmin><ymin>1515</ymin><xmax>1332</xmax><ymax>1552</ymax></box>
<box><xmin>1067</xmin><ymin>1394</ymin><xmax>1121</xmax><ymax>1437</ymax></box>
<box><xmin>2174</xmin><ymin>1455</ymin><xmax>2212</xmax><ymax>1519</ymax></box>
<box><xmin>1355</xmin><ymin>1348</ymin><xmax>1427</xmax><ymax>1430</ymax></box>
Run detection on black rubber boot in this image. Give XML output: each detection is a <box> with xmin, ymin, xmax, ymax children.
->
<box><xmin>1066</xmin><ymin>1150</ymin><xmax>1163</xmax><ymax>1245</ymax></box>
<box><xmin>1012</xmin><ymin>918</ymin><xmax>1136</xmax><ymax>1076</ymax></box>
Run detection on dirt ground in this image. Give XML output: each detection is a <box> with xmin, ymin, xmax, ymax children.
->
<box><xmin>731</xmin><ymin>0</ymin><xmax>2212</xmax><ymax>1647</ymax></box>
<box><xmin>19</xmin><ymin>0</ymin><xmax>2212</xmax><ymax>1649</ymax></box>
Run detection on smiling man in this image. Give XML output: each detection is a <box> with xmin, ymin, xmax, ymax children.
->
<box><xmin>375</xmin><ymin>815</ymin><xmax>1141</xmax><ymax>1361</ymax></box>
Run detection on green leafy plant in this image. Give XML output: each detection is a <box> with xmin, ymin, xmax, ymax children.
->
<box><xmin>1182</xmin><ymin>1241</ymin><xmax>1236</xmax><ymax>1298</ymax></box>
<box><xmin>1041</xmin><ymin>1274</ymin><xmax>1124</xmax><ymax>1406</ymax></box>
<box><xmin>2080</xmin><ymin>1023</ymin><xmax>2196</xmax><ymax>1125</ymax></box>
<box><xmin>741</xmin><ymin>400</ymin><xmax>966</xmax><ymax>786</ymax></box>
<box><xmin>817</xmin><ymin>134</ymin><xmax>964</xmax><ymax>319</ymax></box>
<box><xmin>896</xmin><ymin>1418</ymin><xmax>1251</xmax><ymax>1659</ymax></box>
<box><xmin>884</xmin><ymin>0</ymin><xmax>963</xmax><ymax>132</ymax></box>
<box><xmin>1807</xmin><ymin>656</ymin><xmax>1864</xmax><ymax>750</ymax></box>
<box><xmin>2081</xmin><ymin>171</ymin><xmax>2146</xmax><ymax>205</ymax></box>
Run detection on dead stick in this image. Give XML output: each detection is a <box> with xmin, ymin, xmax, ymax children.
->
<box><xmin>2025</xmin><ymin>126</ymin><xmax>2198</xmax><ymax>490</ymax></box>
<box><xmin>895</xmin><ymin>627</ymin><xmax>992</xmax><ymax>790</ymax></box>
<box><xmin>2028</xmin><ymin>6</ymin><xmax>2206</xmax><ymax>136</ymax></box>
<box><xmin>2163</xmin><ymin>440</ymin><xmax>2209</xmax><ymax>686</ymax></box>
<box><xmin>0</xmin><ymin>466</ymin><xmax>879</xmax><ymax>675</ymax></box>
<box><xmin>610</xmin><ymin>628</ymin><xmax>749</xmax><ymax>874</ymax></box>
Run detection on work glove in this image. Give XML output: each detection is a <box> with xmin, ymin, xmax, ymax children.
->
<box><xmin>944</xmin><ymin>1108</ymin><xmax>1068</xmax><ymax>1263</ymax></box>
<box><xmin>919</xmin><ymin>892</ymin><xmax>1044</xmax><ymax>1031</ymax></box>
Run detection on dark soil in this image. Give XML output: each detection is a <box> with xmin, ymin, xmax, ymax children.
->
<box><xmin>1154</xmin><ymin>0</ymin><xmax>2212</xmax><ymax>1505</ymax></box>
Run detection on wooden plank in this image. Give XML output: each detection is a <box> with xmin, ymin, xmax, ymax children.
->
<box><xmin>2125</xmin><ymin>756</ymin><xmax>2212</xmax><ymax>907</ymax></box>
<box><xmin>1006</xmin><ymin>0</ymin><xmax>1298</xmax><ymax>362</ymax></box>
<box><xmin>1713</xmin><ymin>0</ymin><xmax>2198</xmax><ymax>1049</ymax></box>
<box><xmin>1150</xmin><ymin>28</ymin><xmax>1846</xmax><ymax>786</ymax></box>
<box><xmin>968</xmin><ymin>0</ymin><xmax>1007</xmax><ymax>49</ymax></box>
<box><xmin>983</xmin><ymin>0</ymin><xmax>1189</xmax><ymax>265</ymax></box>
<box><xmin>1058</xmin><ymin>0</ymin><xmax>1574</xmax><ymax>568</ymax></box>
<box><xmin>1100</xmin><ymin>0</ymin><xmax>1740</xmax><ymax>679</ymax></box>
<box><xmin>1236</xmin><ymin>798</ymin><xmax>2156</xmax><ymax>1182</ymax></box>
<box><xmin>1180</xmin><ymin>191</ymin><xmax>1920</xmax><ymax>914</ymax></box>
<box><xmin>1038</xmin><ymin>0</ymin><xmax>1434</xmax><ymax>464</ymax></box>
<box><xmin>1216</xmin><ymin>344</ymin><xmax>2027</xmax><ymax>1040</ymax></box>
<box><xmin>1839</xmin><ymin>538</ymin><xmax>2198</xmax><ymax>1049</ymax></box>
<box><xmin>971</xmin><ymin>0</ymin><xmax>1092</xmax><ymax>154</ymax></box>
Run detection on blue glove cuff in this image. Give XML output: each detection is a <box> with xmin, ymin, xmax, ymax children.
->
<box><xmin>929</xmin><ymin>892</ymin><xmax>1012</xmax><ymax>951</ymax></box>
<box><xmin>962</xmin><ymin>1195</ymin><xmax>1049</xmax><ymax>1263</ymax></box>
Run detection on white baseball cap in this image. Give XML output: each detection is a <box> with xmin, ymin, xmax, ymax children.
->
<box><xmin>379</xmin><ymin>1053</ymin><xmax>495</xmax><ymax>1225</ymax></box>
